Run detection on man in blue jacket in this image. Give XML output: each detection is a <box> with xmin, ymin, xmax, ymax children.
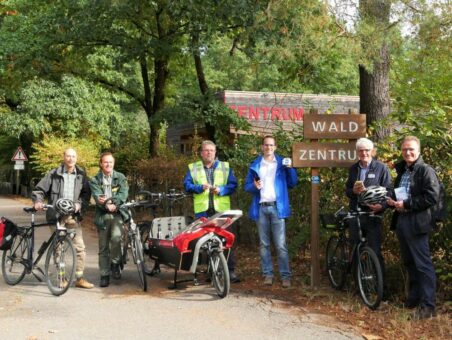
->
<box><xmin>184</xmin><ymin>140</ymin><xmax>239</xmax><ymax>282</ymax></box>
<box><xmin>244</xmin><ymin>135</ymin><xmax>298</xmax><ymax>288</ymax></box>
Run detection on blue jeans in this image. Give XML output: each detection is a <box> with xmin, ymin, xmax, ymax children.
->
<box><xmin>257</xmin><ymin>205</ymin><xmax>291</xmax><ymax>279</ymax></box>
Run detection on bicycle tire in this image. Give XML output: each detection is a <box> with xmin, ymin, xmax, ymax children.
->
<box><xmin>2</xmin><ymin>234</ymin><xmax>28</xmax><ymax>285</ymax></box>
<box><xmin>210</xmin><ymin>251</ymin><xmax>230</xmax><ymax>298</ymax></box>
<box><xmin>44</xmin><ymin>236</ymin><xmax>76</xmax><ymax>296</ymax></box>
<box><xmin>357</xmin><ymin>246</ymin><xmax>383</xmax><ymax>310</ymax></box>
<box><xmin>326</xmin><ymin>236</ymin><xmax>347</xmax><ymax>290</ymax></box>
<box><xmin>138</xmin><ymin>222</ymin><xmax>151</xmax><ymax>255</ymax></box>
<box><xmin>130</xmin><ymin>230</ymin><xmax>147</xmax><ymax>292</ymax></box>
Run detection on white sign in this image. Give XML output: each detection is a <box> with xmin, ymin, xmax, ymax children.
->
<box><xmin>11</xmin><ymin>146</ymin><xmax>28</xmax><ymax>161</ymax></box>
<box><xmin>14</xmin><ymin>164</ymin><xmax>25</xmax><ymax>170</ymax></box>
<box><xmin>15</xmin><ymin>160</ymin><xmax>24</xmax><ymax>165</ymax></box>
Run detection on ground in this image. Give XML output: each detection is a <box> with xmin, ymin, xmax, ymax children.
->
<box><xmin>233</xmin><ymin>246</ymin><xmax>451</xmax><ymax>340</ymax></box>
<box><xmin>7</xmin><ymin>195</ymin><xmax>452</xmax><ymax>339</ymax></box>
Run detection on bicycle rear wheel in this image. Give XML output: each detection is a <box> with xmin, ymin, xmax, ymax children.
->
<box><xmin>45</xmin><ymin>236</ymin><xmax>76</xmax><ymax>296</ymax></box>
<box><xmin>357</xmin><ymin>246</ymin><xmax>383</xmax><ymax>310</ymax></box>
<box><xmin>210</xmin><ymin>251</ymin><xmax>230</xmax><ymax>298</ymax></box>
<box><xmin>326</xmin><ymin>236</ymin><xmax>347</xmax><ymax>289</ymax></box>
<box><xmin>130</xmin><ymin>230</ymin><xmax>147</xmax><ymax>291</ymax></box>
<box><xmin>2</xmin><ymin>234</ymin><xmax>28</xmax><ymax>285</ymax></box>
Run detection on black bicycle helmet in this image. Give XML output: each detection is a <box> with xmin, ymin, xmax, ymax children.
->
<box><xmin>54</xmin><ymin>198</ymin><xmax>75</xmax><ymax>215</ymax></box>
<box><xmin>359</xmin><ymin>186</ymin><xmax>387</xmax><ymax>205</ymax></box>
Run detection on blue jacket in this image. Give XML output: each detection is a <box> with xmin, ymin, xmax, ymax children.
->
<box><xmin>183</xmin><ymin>159</ymin><xmax>238</xmax><ymax>218</ymax></box>
<box><xmin>244</xmin><ymin>154</ymin><xmax>298</xmax><ymax>221</ymax></box>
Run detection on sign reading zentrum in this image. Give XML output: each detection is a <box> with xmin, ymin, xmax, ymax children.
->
<box><xmin>293</xmin><ymin>113</ymin><xmax>366</xmax><ymax>167</ymax></box>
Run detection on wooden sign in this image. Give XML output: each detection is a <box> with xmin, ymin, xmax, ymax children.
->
<box><xmin>292</xmin><ymin>142</ymin><xmax>358</xmax><ymax>167</ymax></box>
<box><xmin>303</xmin><ymin>114</ymin><xmax>366</xmax><ymax>139</ymax></box>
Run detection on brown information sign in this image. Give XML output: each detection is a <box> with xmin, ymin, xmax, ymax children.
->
<box><xmin>303</xmin><ymin>114</ymin><xmax>366</xmax><ymax>139</ymax></box>
<box><xmin>292</xmin><ymin>142</ymin><xmax>358</xmax><ymax>168</ymax></box>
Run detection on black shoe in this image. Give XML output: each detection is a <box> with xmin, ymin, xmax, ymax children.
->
<box><xmin>112</xmin><ymin>263</ymin><xmax>121</xmax><ymax>280</ymax></box>
<box><xmin>404</xmin><ymin>299</ymin><xmax>420</xmax><ymax>309</ymax></box>
<box><xmin>100</xmin><ymin>276</ymin><xmax>110</xmax><ymax>288</ymax></box>
<box><xmin>230</xmin><ymin>272</ymin><xmax>241</xmax><ymax>283</ymax></box>
<box><xmin>412</xmin><ymin>307</ymin><xmax>436</xmax><ymax>320</ymax></box>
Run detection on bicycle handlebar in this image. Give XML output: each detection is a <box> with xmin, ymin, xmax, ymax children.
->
<box><xmin>23</xmin><ymin>204</ymin><xmax>54</xmax><ymax>214</ymax></box>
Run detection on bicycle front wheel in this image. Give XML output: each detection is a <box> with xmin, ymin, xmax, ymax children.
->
<box><xmin>45</xmin><ymin>236</ymin><xmax>76</xmax><ymax>296</ymax></box>
<box><xmin>357</xmin><ymin>246</ymin><xmax>383</xmax><ymax>310</ymax></box>
<box><xmin>2</xmin><ymin>234</ymin><xmax>28</xmax><ymax>285</ymax></box>
<box><xmin>326</xmin><ymin>236</ymin><xmax>347</xmax><ymax>289</ymax></box>
<box><xmin>209</xmin><ymin>251</ymin><xmax>230</xmax><ymax>298</ymax></box>
<box><xmin>130</xmin><ymin>230</ymin><xmax>147</xmax><ymax>292</ymax></box>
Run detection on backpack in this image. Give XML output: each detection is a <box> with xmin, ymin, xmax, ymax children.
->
<box><xmin>0</xmin><ymin>217</ymin><xmax>18</xmax><ymax>250</ymax></box>
<box><xmin>428</xmin><ymin>168</ymin><xmax>447</xmax><ymax>228</ymax></box>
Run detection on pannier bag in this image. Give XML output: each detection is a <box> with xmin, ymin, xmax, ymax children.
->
<box><xmin>0</xmin><ymin>217</ymin><xmax>18</xmax><ymax>250</ymax></box>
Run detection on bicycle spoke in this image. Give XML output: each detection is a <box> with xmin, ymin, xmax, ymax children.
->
<box><xmin>2</xmin><ymin>235</ymin><xmax>28</xmax><ymax>285</ymax></box>
<box><xmin>357</xmin><ymin>247</ymin><xmax>383</xmax><ymax>310</ymax></box>
<box><xmin>45</xmin><ymin>237</ymin><xmax>76</xmax><ymax>296</ymax></box>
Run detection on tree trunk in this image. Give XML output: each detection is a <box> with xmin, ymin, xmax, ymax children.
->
<box><xmin>359</xmin><ymin>0</ymin><xmax>391</xmax><ymax>142</ymax></box>
<box><xmin>151</xmin><ymin>57</ymin><xmax>168</xmax><ymax>156</ymax></box>
<box><xmin>192</xmin><ymin>32</ymin><xmax>216</xmax><ymax>142</ymax></box>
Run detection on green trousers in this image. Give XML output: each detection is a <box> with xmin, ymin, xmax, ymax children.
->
<box><xmin>97</xmin><ymin>214</ymin><xmax>124</xmax><ymax>277</ymax></box>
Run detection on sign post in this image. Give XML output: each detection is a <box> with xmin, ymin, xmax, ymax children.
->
<box><xmin>292</xmin><ymin>112</ymin><xmax>366</xmax><ymax>288</ymax></box>
<box><xmin>11</xmin><ymin>146</ymin><xmax>28</xmax><ymax>195</ymax></box>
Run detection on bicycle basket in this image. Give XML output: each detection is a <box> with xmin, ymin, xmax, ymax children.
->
<box><xmin>320</xmin><ymin>213</ymin><xmax>339</xmax><ymax>230</ymax></box>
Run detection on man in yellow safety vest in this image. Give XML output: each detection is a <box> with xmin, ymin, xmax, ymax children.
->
<box><xmin>183</xmin><ymin>140</ymin><xmax>239</xmax><ymax>282</ymax></box>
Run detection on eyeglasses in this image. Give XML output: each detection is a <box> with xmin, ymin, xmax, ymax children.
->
<box><xmin>358</xmin><ymin>149</ymin><xmax>371</xmax><ymax>152</ymax></box>
<box><xmin>263</xmin><ymin>144</ymin><xmax>275</xmax><ymax>147</ymax></box>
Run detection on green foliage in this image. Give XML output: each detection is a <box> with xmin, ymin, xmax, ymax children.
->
<box><xmin>31</xmin><ymin>135</ymin><xmax>99</xmax><ymax>177</ymax></box>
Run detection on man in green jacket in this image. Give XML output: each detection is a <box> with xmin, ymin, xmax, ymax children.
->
<box><xmin>90</xmin><ymin>152</ymin><xmax>129</xmax><ymax>288</ymax></box>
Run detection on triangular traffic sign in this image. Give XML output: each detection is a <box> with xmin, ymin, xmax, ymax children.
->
<box><xmin>11</xmin><ymin>146</ymin><xmax>28</xmax><ymax>161</ymax></box>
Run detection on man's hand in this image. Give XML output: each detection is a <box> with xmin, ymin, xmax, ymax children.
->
<box><xmin>33</xmin><ymin>201</ymin><xmax>44</xmax><ymax>211</ymax></box>
<box><xmin>387</xmin><ymin>198</ymin><xmax>404</xmax><ymax>211</ymax></box>
<box><xmin>202</xmin><ymin>183</ymin><xmax>210</xmax><ymax>191</ymax></box>
<box><xmin>210</xmin><ymin>186</ymin><xmax>220</xmax><ymax>195</ymax></box>
<box><xmin>74</xmin><ymin>202</ymin><xmax>81</xmax><ymax>213</ymax></box>
<box><xmin>353</xmin><ymin>182</ymin><xmax>366</xmax><ymax>195</ymax></box>
<box><xmin>254</xmin><ymin>179</ymin><xmax>263</xmax><ymax>190</ymax></box>
<box><xmin>106</xmin><ymin>203</ymin><xmax>117</xmax><ymax>213</ymax></box>
<box><xmin>368</xmin><ymin>203</ymin><xmax>383</xmax><ymax>213</ymax></box>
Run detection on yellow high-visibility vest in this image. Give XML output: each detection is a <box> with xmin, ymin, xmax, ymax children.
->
<box><xmin>189</xmin><ymin>160</ymin><xmax>231</xmax><ymax>214</ymax></box>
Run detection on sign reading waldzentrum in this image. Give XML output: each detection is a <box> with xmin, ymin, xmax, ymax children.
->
<box><xmin>293</xmin><ymin>114</ymin><xmax>366</xmax><ymax>168</ymax></box>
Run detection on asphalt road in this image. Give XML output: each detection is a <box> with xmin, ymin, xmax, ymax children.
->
<box><xmin>0</xmin><ymin>196</ymin><xmax>360</xmax><ymax>340</ymax></box>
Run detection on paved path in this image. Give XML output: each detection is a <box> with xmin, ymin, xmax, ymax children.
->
<box><xmin>0</xmin><ymin>196</ymin><xmax>360</xmax><ymax>340</ymax></box>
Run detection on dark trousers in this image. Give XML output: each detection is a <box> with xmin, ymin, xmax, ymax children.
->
<box><xmin>396</xmin><ymin>214</ymin><xmax>436</xmax><ymax>309</ymax></box>
<box><xmin>349</xmin><ymin>215</ymin><xmax>386</xmax><ymax>288</ymax></box>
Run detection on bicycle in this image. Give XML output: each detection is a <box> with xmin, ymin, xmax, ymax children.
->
<box><xmin>322</xmin><ymin>206</ymin><xmax>384</xmax><ymax>310</ymax></box>
<box><xmin>116</xmin><ymin>199</ymin><xmax>159</xmax><ymax>292</ymax></box>
<box><xmin>1</xmin><ymin>202</ymin><xmax>76</xmax><ymax>296</ymax></box>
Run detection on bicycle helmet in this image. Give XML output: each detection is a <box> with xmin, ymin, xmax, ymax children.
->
<box><xmin>359</xmin><ymin>186</ymin><xmax>387</xmax><ymax>205</ymax></box>
<box><xmin>54</xmin><ymin>198</ymin><xmax>75</xmax><ymax>216</ymax></box>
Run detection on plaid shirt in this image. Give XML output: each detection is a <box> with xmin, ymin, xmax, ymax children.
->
<box><xmin>204</xmin><ymin>165</ymin><xmax>215</xmax><ymax>210</ymax></box>
<box><xmin>399</xmin><ymin>168</ymin><xmax>411</xmax><ymax>198</ymax></box>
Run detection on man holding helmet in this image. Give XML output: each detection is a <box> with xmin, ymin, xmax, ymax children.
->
<box><xmin>345</xmin><ymin>138</ymin><xmax>392</xmax><ymax>294</ymax></box>
<box><xmin>32</xmin><ymin>148</ymin><xmax>94</xmax><ymax>289</ymax></box>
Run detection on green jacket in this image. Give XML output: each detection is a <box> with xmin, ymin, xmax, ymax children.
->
<box><xmin>90</xmin><ymin>170</ymin><xmax>129</xmax><ymax>230</ymax></box>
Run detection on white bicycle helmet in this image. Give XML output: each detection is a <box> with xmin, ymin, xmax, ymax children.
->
<box><xmin>359</xmin><ymin>186</ymin><xmax>388</xmax><ymax>205</ymax></box>
<box><xmin>54</xmin><ymin>198</ymin><xmax>76</xmax><ymax>215</ymax></box>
